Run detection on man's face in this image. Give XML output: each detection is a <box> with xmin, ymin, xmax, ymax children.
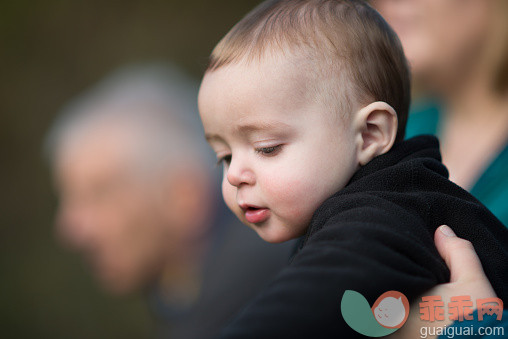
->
<box><xmin>54</xmin><ymin>127</ymin><xmax>169</xmax><ymax>294</ymax></box>
<box><xmin>198</xmin><ymin>54</ymin><xmax>360</xmax><ymax>243</ymax></box>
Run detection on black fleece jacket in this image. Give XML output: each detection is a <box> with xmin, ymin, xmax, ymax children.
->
<box><xmin>219</xmin><ymin>135</ymin><xmax>508</xmax><ymax>339</ymax></box>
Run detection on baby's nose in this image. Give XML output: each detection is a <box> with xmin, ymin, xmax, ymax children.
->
<box><xmin>226</xmin><ymin>156</ymin><xmax>255</xmax><ymax>187</ymax></box>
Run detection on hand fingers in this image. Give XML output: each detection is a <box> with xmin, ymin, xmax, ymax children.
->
<box><xmin>434</xmin><ymin>225</ymin><xmax>488</xmax><ymax>284</ymax></box>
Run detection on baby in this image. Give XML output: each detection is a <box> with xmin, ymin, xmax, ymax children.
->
<box><xmin>198</xmin><ymin>0</ymin><xmax>508</xmax><ymax>337</ymax></box>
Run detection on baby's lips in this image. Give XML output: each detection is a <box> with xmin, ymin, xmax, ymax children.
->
<box><xmin>239</xmin><ymin>202</ymin><xmax>263</xmax><ymax>211</ymax></box>
<box><xmin>244</xmin><ymin>207</ymin><xmax>270</xmax><ymax>223</ymax></box>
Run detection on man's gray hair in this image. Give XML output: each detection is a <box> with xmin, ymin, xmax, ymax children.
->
<box><xmin>45</xmin><ymin>63</ymin><xmax>213</xmax><ymax>175</ymax></box>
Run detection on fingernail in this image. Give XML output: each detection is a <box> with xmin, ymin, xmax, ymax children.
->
<box><xmin>439</xmin><ymin>225</ymin><xmax>456</xmax><ymax>237</ymax></box>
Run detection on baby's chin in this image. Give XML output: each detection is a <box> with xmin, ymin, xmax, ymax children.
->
<box><xmin>256</xmin><ymin>229</ymin><xmax>294</xmax><ymax>244</ymax></box>
<box><xmin>241</xmin><ymin>218</ymin><xmax>301</xmax><ymax>244</ymax></box>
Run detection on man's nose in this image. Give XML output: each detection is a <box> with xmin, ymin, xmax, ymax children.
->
<box><xmin>56</xmin><ymin>203</ymin><xmax>96</xmax><ymax>250</ymax></box>
<box><xmin>226</xmin><ymin>156</ymin><xmax>255</xmax><ymax>187</ymax></box>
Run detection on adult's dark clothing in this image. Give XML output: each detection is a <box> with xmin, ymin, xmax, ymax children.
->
<box><xmin>149</xmin><ymin>205</ymin><xmax>294</xmax><ymax>339</ymax></box>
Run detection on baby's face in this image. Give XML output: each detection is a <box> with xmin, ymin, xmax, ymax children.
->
<box><xmin>198</xmin><ymin>55</ymin><xmax>360</xmax><ymax>243</ymax></box>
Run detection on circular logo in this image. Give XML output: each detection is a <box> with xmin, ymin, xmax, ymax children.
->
<box><xmin>341</xmin><ymin>290</ymin><xmax>410</xmax><ymax>337</ymax></box>
<box><xmin>371</xmin><ymin>291</ymin><xmax>410</xmax><ymax>329</ymax></box>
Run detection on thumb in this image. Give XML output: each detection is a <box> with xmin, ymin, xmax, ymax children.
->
<box><xmin>434</xmin><ymin>225</ymin><xmax>492</xmax><ymax>287</ymax></box>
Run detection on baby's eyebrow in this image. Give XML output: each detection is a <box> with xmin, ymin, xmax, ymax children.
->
<box><xmin>205</xmin><ymin>134</ymin><xmax>221</xmax><ymax>142</ymax></box>
<box><xmin>204</xmin><ymin>121</ymin><xmax>292</xmax><ymax>143</ymax></box>
<box><xmin>234</xmin><ymin>121</ymin><xmax>292</xmax><ymax>134</ymax></box>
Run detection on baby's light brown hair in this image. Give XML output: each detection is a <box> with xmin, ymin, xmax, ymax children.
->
<box><xmin>207</xmin><ymin>0</ymin><xmax>410</xmax><ymax>143</ymax></box>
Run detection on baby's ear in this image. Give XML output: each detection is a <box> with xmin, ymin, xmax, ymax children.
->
<box><xmin>354</xmin><ymin>101</ymin><xmax>398</xmax><ymax>166</ymax></box>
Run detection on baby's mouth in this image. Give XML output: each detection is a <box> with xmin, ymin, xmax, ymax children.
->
<box><xmin>240</xmin><ymin>204</ymin><xmax>270</xmax><ymax>224</ymax></box>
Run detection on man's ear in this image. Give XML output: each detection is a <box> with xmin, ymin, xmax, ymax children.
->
<box><xmin>354</xmin><ymin>101</ymin><xmax>398</xmax><ymax>166</ymax></box>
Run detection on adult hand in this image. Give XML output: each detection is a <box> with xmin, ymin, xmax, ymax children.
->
<box><xmin>430</xmin><ymin>225</ymin><xmax>496</xmax><ymax>302</ymax></box>
<box><xmin>390</xmin><ymin>225</ymin><xmax>497</xmax><ymax>338</ymax></box>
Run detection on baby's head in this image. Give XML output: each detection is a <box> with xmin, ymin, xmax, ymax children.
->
<box><xmin>198</xmin><ymin>0</ymin><xmax>410</xmax><ymax>243</ymax></box>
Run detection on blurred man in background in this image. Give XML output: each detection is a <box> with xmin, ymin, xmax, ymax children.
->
<box><xmin>45</xmin><ymin>64</ymin><xmax>293</xmax><ymax>338</ymax></box>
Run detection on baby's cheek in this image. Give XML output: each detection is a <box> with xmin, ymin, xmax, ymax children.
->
<box><xmin>264</xmin><ymin>174</ymin><xmax>318</xmax><ymax>220</ymax></box>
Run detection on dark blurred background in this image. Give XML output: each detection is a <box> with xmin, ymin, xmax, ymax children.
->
<box><xmin>0</xmin><ymin>1</ymin><xmax>259</xmax><ymax>337</ymax></box>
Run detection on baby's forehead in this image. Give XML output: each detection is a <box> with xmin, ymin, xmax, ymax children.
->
<box><xmin>199</xmin><ymin>58</ymin><xmax>356</xmax><ymax>146</ymax></box>
<box><xmin>200</xmin><ymin>54</ymin><xmax>356</xmax><ymax>137</ymax></box>
<box><xmin>214</xmin><ymin>50</ymin><xmax>315</xmax><ymax>81</ymax></box>
<box><xmin>252</xmin><ymin>49</ymin><xmax>356</xmax><ymax>120</ymax></box>
<box><xmin>204</xmin><ymin>49</ymin><xmax>351</xmax><ymax>105</ymax></box>
<box><xmin>201</xmin><ymin>52</ymin><xmax>307</xmax><ymax>98</ymax></box>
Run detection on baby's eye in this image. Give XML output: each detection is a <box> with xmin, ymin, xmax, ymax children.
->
<box><xmin>216</xmin><ymin>154</ymin><xmax>232</xmax><ymax>167</ymax></box>
<box><xmin>255</xmin><ymin>145</ymin><xmax>282</xmax><ymax>156</ymax></box>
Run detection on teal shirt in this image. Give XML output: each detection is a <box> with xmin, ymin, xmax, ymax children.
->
<box><xmin>406</xmin><ymin>101</ymin><xmax>508</xmax><ymax>227</ymax></box>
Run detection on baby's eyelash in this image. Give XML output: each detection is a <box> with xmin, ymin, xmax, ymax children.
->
<box><xmin>215</xmin><ymin>154</ymin><xmax>232</xmax><ymax>167</ymax></box>
<box><xmin>215</xmin><ymin>145</ymin><xmax>282</xmax><ymax>167</ymax></box>
<box><xmin>255</xmin><ymin>145</ymin><xmax>282</xmax><ymax>156</ymax></box>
